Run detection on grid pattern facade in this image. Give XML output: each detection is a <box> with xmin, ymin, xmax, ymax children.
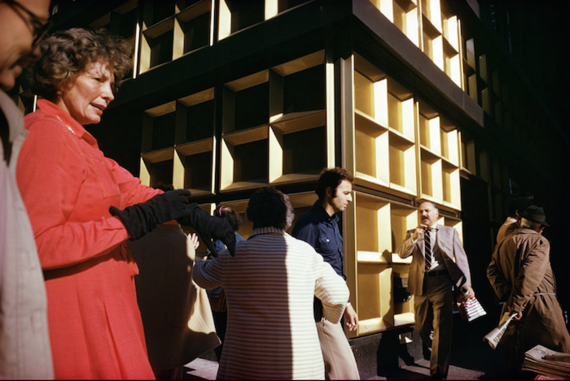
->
<box><xmin>9</xmin><ymin>0</ymin><xmax>567</xmax><ymax>340</ymax></box>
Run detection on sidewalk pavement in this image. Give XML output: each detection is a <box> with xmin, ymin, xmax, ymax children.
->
<box><xmin>181</xmin><ymin>315</ymin><xmax>541</xmax><ymax>380</ymax></box>
<box><xmin>182</xmin><ymin>352</ymin><xmax>538</xmax><ymax>380</ymax></box>
<box><xmin>182</xmin><ymin>356</ymin><xmax>488</xmax><ymax>380</ymax></box>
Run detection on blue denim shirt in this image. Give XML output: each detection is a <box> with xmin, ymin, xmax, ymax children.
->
<box><xmin>292</xmin><ymin>200</ymin><xmax>346</xmax><ymax>321</ymax></box>
<box><xmin>214</xmin><ymin>231</ymin><xmax>245</xmax><ymax>254</ymax></box>
<box><xmin>292</xmin><ymin>200</ymin><xmax>345</xmax><ymax>280</ymax></box>
<box><xmin>208</xmin><ymin>232</ymin><xmax>246</xmax><ymax>311</ymax></box>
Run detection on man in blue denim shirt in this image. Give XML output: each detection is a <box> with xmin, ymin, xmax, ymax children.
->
<box><xmin>292</xmin><ymin>167</ymin><xmax>360</xmax><ymax>380</ymax></box>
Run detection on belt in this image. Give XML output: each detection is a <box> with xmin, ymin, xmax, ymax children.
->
<box><xmin>425</xmin><ymin>270</ymin><xmax>448</xmax><ymax>277</ymax></box>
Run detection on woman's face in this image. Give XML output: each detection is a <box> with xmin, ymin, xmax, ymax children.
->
<box><xmin>57</xmin><ymin>60</ymin><xmax>115</xmax><ymax>125</ymax></box>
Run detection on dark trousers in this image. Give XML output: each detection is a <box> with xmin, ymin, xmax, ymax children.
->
<box><xmin>414</xmin><ymin>274</ymin><xmax>454</xmax><ymax>379</ymax></box>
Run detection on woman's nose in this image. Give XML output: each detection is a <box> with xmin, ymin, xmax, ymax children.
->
<box><xmin>102</xmin><ymin>82</ymin><xmax>115</xmax><ymax>101</ymax></box>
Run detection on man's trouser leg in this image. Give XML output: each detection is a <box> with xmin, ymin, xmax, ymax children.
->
<box><xmin>415</xmin><ymin>275</ymin><xmax>453</xmax><ymax>379</ymax></box>
<box><xmin>316</xmin><ymin>318</ymin><xmax>360</xmax><ymax>380</ymax></box>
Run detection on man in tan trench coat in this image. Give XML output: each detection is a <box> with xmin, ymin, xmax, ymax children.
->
<box><xmin>487</xmin><ymin>205</ymin><xmax>570</xmax><ymax>374</ymax></box>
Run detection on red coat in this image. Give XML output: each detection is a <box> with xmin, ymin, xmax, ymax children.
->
<box><xmin>17</xmin><ymin>100</ymin><xmax>160</xmax><ymax>379</ymax></box>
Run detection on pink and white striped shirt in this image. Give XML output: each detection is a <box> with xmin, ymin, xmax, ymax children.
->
<box><xmin>193</xmin><ymin>227</ymin><xmax>349</xmax><ymax>380</ymax></box>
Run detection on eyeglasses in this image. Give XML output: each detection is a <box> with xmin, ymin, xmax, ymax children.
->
<box><xmin>3</xmin><ymin>0</ymin><xmax>52</xmax><ymax>46</ymax></box>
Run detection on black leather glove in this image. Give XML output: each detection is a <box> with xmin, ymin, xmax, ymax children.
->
<box><xmin>177</xmin><ymin>203</ymin><xmax>237</xmax><ymax>257</ymax></box>
<box><xmin>110</xmin><ymin>189</ymin><xmax>192</xmax><ymax>240</ymax></box>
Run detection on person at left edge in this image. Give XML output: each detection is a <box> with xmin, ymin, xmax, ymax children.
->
<box><xmin>17</xmin><ymin>28</ymin><xmax>235</xmax><ymax>380</ymax></box>
<box><xmin>0</xmin><ymin>0</ymin><xmax>53</xmax><ymax>379</ymax></box>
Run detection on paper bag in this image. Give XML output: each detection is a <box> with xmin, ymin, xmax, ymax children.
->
<box><xmin>458</xmin><ymin>296</ymin><xmax>486</xmax><ymax>322</ymax></box>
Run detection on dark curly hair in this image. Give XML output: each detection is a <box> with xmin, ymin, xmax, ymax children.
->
<box><xmin>26</xmin><ymin>28</ymin><xmax>132</xmax><ymax>101</ymax></box>
<box><xmin>246</xmin><ymin>187</ymin><xmax>294</xmax><ymax>230</ymax></box>
<box><xmin>315</xmin><ymin>167</ymin><xmax>353</xmax><ymax>201</ymax></box>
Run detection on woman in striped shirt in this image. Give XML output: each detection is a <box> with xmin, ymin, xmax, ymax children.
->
<box><xmin>193</xmin><ymin>186</ymin><xmax>349</xmax><ymax>380</ymax></box>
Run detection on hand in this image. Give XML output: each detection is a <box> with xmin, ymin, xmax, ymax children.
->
<box><xmin>110</xmin><ymin>189</ymin><xmax>192</xmax><ymax>240</ymax></box>
<box><xmin>344</xmin><ymin>303</ymin><xmax>359</xmax><ymax>331</ymax></box>
<box><xmin>188</xmin><ymin>232</ymin><xmax>200</xmax><ymax>250</ymax></box>
<box><xmin>456</xmin><ymin>285</ymin><xmax>475</xmax><ymax>302</ymax></box>
<box><xmin>464</xmin><ymin>285</ymin><xmax>475</xmax><ymax>299</ymax></box>
<box><xmin>412</xmin><ymin>224</ymin><xmax>427</xmax><ymax>241</ymax></box>
<box><xmin>177</xmin><ymin>204</ymin><xmax>236</xmax><ymax>257</ymax></box>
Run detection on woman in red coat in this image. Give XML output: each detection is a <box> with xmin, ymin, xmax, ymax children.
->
<box><xmin>17</xmin><ymin>28</ymin><xmax>235</xmax><ymax>379</ymax></box>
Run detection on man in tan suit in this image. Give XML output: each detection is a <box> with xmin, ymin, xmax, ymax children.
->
<box><xmin>397</xmin><ymin>201</ymin><xmax>474</xmax><ymax>380</ymax></box>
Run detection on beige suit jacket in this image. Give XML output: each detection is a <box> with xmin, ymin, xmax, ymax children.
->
<box><xmin>397</xmin><ymin>224</ymin><xmax>472</xmax><ymax>296</ymax></box>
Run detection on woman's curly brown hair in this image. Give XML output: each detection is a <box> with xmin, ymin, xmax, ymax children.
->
<box><xmin>27</xmin><ymin>28</ymin><xmax>132</xmax><ymax>101</ymax></box>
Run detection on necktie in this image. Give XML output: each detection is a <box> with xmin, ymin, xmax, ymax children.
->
<box><xmin>424</xmin><ymin>229</ymin><xmax>433</xmax><ymax>272</ymax></box>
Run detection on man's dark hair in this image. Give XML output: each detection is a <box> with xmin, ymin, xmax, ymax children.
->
<box><xmin>315</xmin><ymin>167</ymin><xmax>353</xmax><ymax>201</ymax></box>
<box><xmin>246</xmin><ymin>187</ymin><xmax>293</xmax><ymax>230</ymax></box>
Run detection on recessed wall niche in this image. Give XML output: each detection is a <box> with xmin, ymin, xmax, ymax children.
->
<box><xmin>352</xmin><ymin>53</ymin><xmax>416</xmax><ymax>196</ymax></box>
<box><xmin>220</xmin><ymin>50</ymin><xmax>330</xmax><ymax>191</ymax></box>
<box><xmin>140</xmin><ymin>89</ymin><xmax>216</xmax><ymax>195</ymax></box>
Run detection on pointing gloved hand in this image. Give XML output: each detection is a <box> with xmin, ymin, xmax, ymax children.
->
<box><xmin>177</xmin><ymin>203</ymin><xmax>236</xmax><ymax>257</ymax></box>
<box><xmin>110</xmin><ymin>189</ymin><xmax>192</xmax><ymax>240</ymax></box>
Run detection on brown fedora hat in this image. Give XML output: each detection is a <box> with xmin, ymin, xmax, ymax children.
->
<box><xmin>520</xmin><ymin>205</ymin><xmax>550</xmax><ymax>227</ymax></box>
